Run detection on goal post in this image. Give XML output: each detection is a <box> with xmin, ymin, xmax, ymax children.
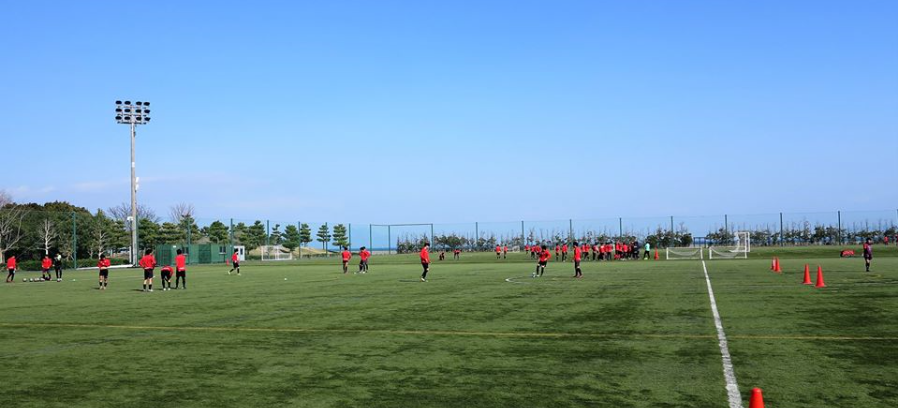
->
<box><xmin>708</xmin><ymin>231</ymin><xmax>750</xmax><ymax>260</ymax></box>
<box><xmin>665</xmin><ymin>247</ymin><xmax>704</xmax><ymax>260</ymax></box>
<box><xmin>260</xmin><ymin>245</ymin><xmax>294</xmax><ymax>261</ymax></box>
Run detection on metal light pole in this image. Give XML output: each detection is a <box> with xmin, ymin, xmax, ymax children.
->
<box><xmin>115</xmin><ymin>100</ymin><xmax>151</xmax><ymax>265</ymax></box>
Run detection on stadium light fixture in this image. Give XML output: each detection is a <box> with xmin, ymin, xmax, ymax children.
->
<box><xmin>115</xmin><ymin>100</ymin><xmax>152</xmax><ymax>265</ymax></box>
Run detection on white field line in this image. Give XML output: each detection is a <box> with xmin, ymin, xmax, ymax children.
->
<box><xmin>702</xmin><ymin>260</ymin><xmax>743</xmax><ymax>408</ymax></box>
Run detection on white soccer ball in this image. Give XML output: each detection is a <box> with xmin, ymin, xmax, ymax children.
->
<box><xmin>28</xmin><ymin>278</ymin><xmax>33</xmax><ymax>282</ymax></box>
<box><xmin>22</xmin><ymin>278</ymin><xmax>26</xmax><ymax>282</ymax></box>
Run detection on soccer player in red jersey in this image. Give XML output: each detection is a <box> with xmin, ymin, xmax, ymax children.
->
<box><xmin>582</xmin><ymin>243</ymin><xmax>590</xmax><ymax>262</ymax></box>
<box><xmin>139</xmin><ymin>249</ymin><xmax>156</xmax><ymax>292</ymax></box>
<box><xmin>41</xmin><ymin>254</ymin><xmax>52</xmax><ymax>281</ymax></box>
<box><xmin>160</xmin><ymin>265</ymin><xmax>174</xmax><ymax>291</ymax></box>
<box><xmin>453</xmin><ymin>248</ymin><xmax>460</xmax><ymax>260</ymax></box>
<box><xmin>5</xmin><ymin>254</ymin><xmax>17</xmax><ymax>283</ymax></box>
<box><xmin>228</xmin><ymin>249</ymin><xmax>241</xmax><ymax>275</ymax></box>
<box><xmin>175</xmin><ymin>249</ymin><xmax>187</xmax><ymax>289</ymax></box>
<box><xmin>495</xmin><ymin>245</ymin><xmax>501</xmax><ymax>259</ymax></box>
<box><xmin>97</xmin><ymin>254</ymin><xmax>111</xmax><ymax>290</ymax></box>
<box><xmin>561</xmin><ymin>244</ymin><xmax>568</xmax><ymax>262</ymax></box>
<box><xmin>554</xmin><ymin>245</ymin><xmax>560</xmax><ymax>260</ymax></box>
<box><xmin>524</xmin><ymin>245</ymin><xmax>530</xmax><ymax>254</ymax></box>
<box><xmin>503</xmin><ymin>245</ymin><xmax>508</xmax><ymax>259</ymax></box>
<box><xmin>341</xmin><ymin>246</ymin><xmax>352</xmax><ymax>274</ymax></box>
<box><xmin>572</xmin><ymin>242</ymin><xmax>583</xmax><ymax>278</ymax></box>
<box><xmin>420</xmin><ymin>242</ymin><xmax>431</xmax><ymax>282</ymax></box>
<box><xmin>534</xmin><ymin>244</ymin><xmax>551</xmax><ymax>277</ymax></box>
<box><xmin>358</xmin><ymin>246</ymin><xmax>371</xmax><ymax>273</ymax></box>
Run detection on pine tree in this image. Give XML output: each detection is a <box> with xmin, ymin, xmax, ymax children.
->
<box><xmin>316</xmin><ymin>224</ymin><xmax>331</xmax><ymax>256</ymax></box>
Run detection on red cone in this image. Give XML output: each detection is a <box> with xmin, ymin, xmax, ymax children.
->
<box><xmin>815</xmin><ymin>265</ymin><xmax>826</xmax><ymax>288</ymax></box>
<box><xmin>654</xmin><ymin>249</ymin><xmax>659</xmax><ymax>260</ymax></box>
<box><xmin>771</xmin><ymin>257</ymin><xmax>776</xmax><ymax>271</ymax></box>
<box><xmin>749</xmin><ymin>387</ymin><xmax>765</xmax><ymax>408</ymax></box>
<box><xmin>802</xmin><ymin>264</ymin><xmax>812</xmax><ymax>285</ymax></box>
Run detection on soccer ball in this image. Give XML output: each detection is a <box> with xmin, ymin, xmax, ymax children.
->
<box><xmin>28</xmin><ymin>278</ymin><xmax>33</xmax><ymax>282</ymax></box>
<box><xmin>22</xmin><ymin>278</ymin><xmax>26</xmax><ymax>282</ymax></box>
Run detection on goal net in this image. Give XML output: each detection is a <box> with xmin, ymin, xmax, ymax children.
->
<box><xmin>666</xmin><ymin>247</ymin><xmax>704</xmax><ymax>260</ymax></box>
<box><xmin>709</xmin><ymin>231</ymin><xmax>750</xmax><ymax>260</ymax></box>
<box><xmin>261</xmin><ymin>245</ymin><xmax>294</xmax><ymax>261</ymax></box>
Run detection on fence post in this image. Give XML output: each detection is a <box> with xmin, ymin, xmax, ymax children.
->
<box><xmin>72</xmin><ymin>212</ymin><xmax>77</xmax><ymax>269</ymax></box>
<box><xmin>369</xmin><ymin>224</ymin><xmax>372</xmax><ymax>252</ymax></box>
<box><xmin>670</xmin><ymin>216</ymin><xmax>674</xmax><ymax>235</ymax></box>
<box><xmin>780</xmin><ymin>213</ymin><xmax>786</xmax><ymax>247</ymax></box>
<box><xmin>430</xmin><ymin>224</ymin><xmax>434</xmax><ymax>247</ymax></box>
<box><xmin>521</xmin><ymin>221</ymin><xmax>525</xmax><ymax>247</ymax></box>
<box><xmin>298</xmin><ymin>221</ymin><xmax>302</xmax><ymax>260</ymax></box>
<box><xmin>475</xmin><ymin>222</ymin><xmax>479</xmax><ymax>250</ymax></box>
<box><xmin>618</xmin><ymin>217</ymin><xmax>623</xmax><ymax>240</ymax></box>
<box><xmin>569</xmin><ymin>219</ymin><xmax>573</xmax><ymax>242</ymax></box>
<box><xmin>266</xmin><ymin>220</ymin><xmax>270</xmax><ymax>247</ymax></box>
<box><xmin>724</xmin><ymin>214</ymin><xmax>729</xmax><ymax>237</ymax></box>
<box><xmin>837</xmin><ymin>210</ymin><xmax>842</xmax><ymax>245</ymax></box>
<box><xmin>387</xmin><ymin>225</ymin><xmax>391</xmax><ymax>255</ymax></box>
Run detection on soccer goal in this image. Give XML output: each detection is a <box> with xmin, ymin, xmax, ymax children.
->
<box><xmin>666</xmin><ymin>247</ymin><xmax>704</xmax><ymax>260</ymax></box>
<box><xmin>260</xmin><ymin>245</ymin><xmax>294</xmax><ymax>261</ymax></box>
<box><xmin>708</xmin><ymin>231</ymin><xmax>750</xmax><ymax>260</ymax></box>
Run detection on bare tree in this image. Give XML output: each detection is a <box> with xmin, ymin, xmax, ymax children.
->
<box><xmin>0</xmin><ymin>190</ymin><xmax>12</xmax><ymax>208</ymax></box>
<box><xmin>107</xmin><ymin>202</ymin><xmax>160</xmax><ymax>229</ymax></box>
<box><xmin>38</xmin><ymin>218</ymin><xmax>58</xmax><ymax>255</ymax></box>
<box><xmin>0</xmin><ymin>206</ymin><xmax>26</xmax><ymax>262</ymax></box>
<box><xmin>168</xmin><ymin>202</ymin><xmax>196</xmax><ymax>223</ymax></box>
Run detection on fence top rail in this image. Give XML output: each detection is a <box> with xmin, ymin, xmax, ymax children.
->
<box><xmin>370</xmin><ymin>223</ymin><xmax>434</xmax><ymax>227</ymax></box>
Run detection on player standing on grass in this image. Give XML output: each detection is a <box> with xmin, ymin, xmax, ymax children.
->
<box><xmin>41</xmin><ymin>254</ymin><xmax>52</xmax><ymax>281</ymax></box>
<box><xmin>98</xmin><ymin>254</ymin><xmax>111</xmax><ymax>290</ymax></box>
<box><xmin>175</xmin><ymin>249</ymin><xmax>187</xmax><ymax>289</ymax></box>
<box><xmin>54</xmin><ymin>253</ymin><xmax>63</xmax><ymax>281</ymax></box>
<box><xmin>160</xmin><ymin>265</ymin><xmax>173</xmax><ymax>291</ymax></box>
<box><xmin>864</xmin><ymin>238</ymin><xmax>873</xmax><ymax>272</ymax></box>
<box><xmin>420</xmin><ymin>242</ymin><xmax>431</xmax><ymax>282</ymax></box>
<box><xmin>358</xmin><ymin>246</ymin><xmax>370</xmax><ymax>273</ymax></box>
<box><xmin>341</xmin><ymin>246</ymin><xmax>352</xmax><ymax>274</ymax></box>
<box><xmin>228</xmin><ymin>249</ymin><xmax>240</xmax><ymax>275</ymax></box>
<box><xmin>495</xmin><ymin>245</ymin><xmax>501</xmax><ymax>259</ymax></box>
<box><xmin>4</xmin><ymin>253</ymin><xmax>16</xmax><ymax>283</ymax></box>
<box><xmin>139</xmin><ymin>249</ymin><xmax>156</xmax><ymax>292</ymax></box>
<box><xmin>572</xmin><ymin>241</ymin><xmax>583</xmax><ymax>278</ymax></box>
<box><xmin>561</xmin><ymin>243</ymin><xmax>568</xmax><ymax>262</ymax></box>
<box><xmin>534</xmin><ymin>244</ymin><xmax>550</xmax><ymax>277</ymax></box>
<box><xmin>503</xmin><ymin>245</ymin><xmax>508</xmax><ymax>259</ymax></box>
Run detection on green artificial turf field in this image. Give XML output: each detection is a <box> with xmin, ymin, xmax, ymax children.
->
<box><xmin>2</xmin><ymin>247</ymin><xmax>896</xmax><ymax>407</ymax></box>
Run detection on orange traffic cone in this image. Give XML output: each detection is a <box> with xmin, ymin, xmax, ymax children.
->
<box><xmin>654</xmin><ymin>249</ymin><xmax>659</xmax><ymax>260</ymax></box>
<box><xmin>815</xmin><ymin>266</ymin><xmax>826</xmax><ymax>288</ymax></box>
<box><xmin>802</xmin><ymin>264</ymin><xmax>812</xmax><ymax>285</ymax></box>
<box><xmin>770</xmin><ymin>257</ymin><xmax>776</xmax><ymax>271</ymax></box>
<box><xmin>749</xmin><ymin>387</ymin><xmax>765</xmax><ymax>408</ymax></box>
<box><xmin>775</xmin><ymin>258</ymin><xmax>782</xmax><ymax>273</ymax></box>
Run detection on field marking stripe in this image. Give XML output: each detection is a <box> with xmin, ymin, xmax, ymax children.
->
<box><xmin>0</xmin><ymin>322</ymin><xmax>893</xmax><ymax>341</ymax></box>
<box><xmin>702</xmin><ymin>260</ymin><xmax>743</xmax><ymax>408</ymax></box>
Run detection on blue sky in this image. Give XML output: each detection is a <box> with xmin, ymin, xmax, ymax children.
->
<box><xmin>1</xmin><ymin>0</ymin><xmax>896</xmax><ymax>225</ymax></box>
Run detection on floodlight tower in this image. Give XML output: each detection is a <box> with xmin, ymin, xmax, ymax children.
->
<box><xmin>115</xmin><ymin>100</ymin><xmax>152</xmax><ymax>265</ymax></box>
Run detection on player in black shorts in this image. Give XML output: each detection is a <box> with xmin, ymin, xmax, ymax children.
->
<box><xmin>54</xmin><ymin>253</ymin><xmax>63</xmax><ymax>281</ymax></box>
<box><xmin>98</xmin><ymin>254</ymin><xmax>110</xmax><ymax>290</ymax></box>
<box><xmin>863</xmin><ymin>238</ymin><xmax>873</xmax><ymax>272</ymax></box>
<box><xmin>534</xmin><ymin>245</ymin><xmax>550</xmax><ymax>277</ymax></box>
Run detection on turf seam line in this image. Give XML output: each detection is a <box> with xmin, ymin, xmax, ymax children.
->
<box><xmin>702</xmin><ymin>260</ymin><xmax>743</xmax><ymax>408</ymax></box>
<box><xmin>1</xmin><ymin>322</ymin><xmax>895</xmax><ymax>341</ymax></box>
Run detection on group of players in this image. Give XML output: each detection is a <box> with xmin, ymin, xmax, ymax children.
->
<box><xmin>4</xmin><ymin>237</ymin><xmax>882</xmax><ymax>289</ymax></box>
<box><xmin>522</xmin><ymin>241</ymin><xmax>651</xmax><ymax>262</ymax></box>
